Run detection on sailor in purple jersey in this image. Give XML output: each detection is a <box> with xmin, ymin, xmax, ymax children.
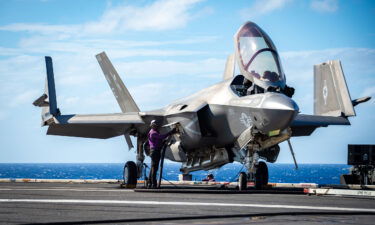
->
<box><xmin>147</xmin><ymin>120</ymin><xmax>176</xmax><ymax>188</ymax></box>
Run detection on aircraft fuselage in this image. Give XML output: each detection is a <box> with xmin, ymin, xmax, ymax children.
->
<box><xmin>141</xmin><ymin>76</ymin><xmax>298</xmax><ymax>172</ymax></box>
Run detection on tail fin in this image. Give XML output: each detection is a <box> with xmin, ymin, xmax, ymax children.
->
<box><xmin>222</xmin><ymin>53</ymin><xmax>235</xmax><ymax>80</ymax></box>
<box><xmin>33</xmin><ymin>56</ymin><xmax>60</xmax><ymax>125</ymax></box>
<box><xmin>95</xmin><ymin>52</ymin><xmax>140</xmax><ymax>113</ymax></box>
<box><xmin>314</xmin><ymin>60</ymin><xmax>355</xmax><ymax>117</ymax></box>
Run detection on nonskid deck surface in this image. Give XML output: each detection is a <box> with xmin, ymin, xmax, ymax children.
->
<box><xmin>134</xmin><ymin>184</ymin><xmax>306</xmax><ymax>194</ymax></box>
<box><xmin>0</xmin><ymin>182</ymin><xmax>374</xmax><ymax>225</ymax></box>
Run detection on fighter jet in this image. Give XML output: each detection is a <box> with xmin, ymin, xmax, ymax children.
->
<box><xmin>33</xmin><ymin>21</ymin><xmax>371</xmax><ymax>189</ymax></box>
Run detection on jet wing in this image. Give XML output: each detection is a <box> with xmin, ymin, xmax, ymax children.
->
<box><xmin>47</xmin><ymin>113</ymin><xmax>144</xmax><ymax>139</ymax></box>
<box><xmin>291</xmin><ymin>114</ymin><xmax>350</xmax><ymax>137</ymax></box>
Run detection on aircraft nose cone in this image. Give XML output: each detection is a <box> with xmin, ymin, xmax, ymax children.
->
<box><xmin>261</xmin><ymin>93</ymin><xmax>299</xmax><ymax>112</ymax></box>
<box><xmin>254</xmin><ymin>93</ymin><xmax>299</xmax><ymax>133</ymax></box>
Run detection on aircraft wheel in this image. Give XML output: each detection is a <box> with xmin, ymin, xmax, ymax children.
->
<box><xmin>238</xmin><ymin>172</ymin><xmax>247</xmax><ymax>191</ymax></box>
<box><xmin>123</xmin><ymin>161</ymin><xmax>137</xmax><ymax>188</ymax></box>
<box><xmin>254</xmin><ymin>161</ymin><xmax>268</xmax><ymax>189</ymax></box>
<box><xmin>144</xmin><ymin>179</ymin><xmax>149</xmax><ymax>188</ymax></box>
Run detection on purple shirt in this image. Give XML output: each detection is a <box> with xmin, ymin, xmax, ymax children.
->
<box><xmin>148</xmin><ymin>129</ymin><xmax>171</xmax><ymax>150</ymax></box>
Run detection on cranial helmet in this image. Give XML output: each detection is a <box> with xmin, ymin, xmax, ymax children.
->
<box><xmin>150</xmin><ymin>120</ymin><xmax>158</xmax><ymax>127</ymax></box>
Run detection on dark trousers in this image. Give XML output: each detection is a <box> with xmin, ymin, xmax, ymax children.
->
<box><xmin>148</xmin><ymin>148</ymin><xmax>161</xmax><ymax>188</ymax></box>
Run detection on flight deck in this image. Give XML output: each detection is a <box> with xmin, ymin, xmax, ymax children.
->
<box><xmin>0</xmin><ymin>181</ymin><xmax>374</xmax><ymax>224</ymax></box>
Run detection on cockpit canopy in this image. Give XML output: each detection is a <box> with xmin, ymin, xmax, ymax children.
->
<box><xmin>234</xmin><ymin>22</ymin><xmax>286</xmax><ymax>89</ymax></box>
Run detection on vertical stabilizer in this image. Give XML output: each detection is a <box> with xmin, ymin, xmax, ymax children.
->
<box><xmin>33</xmin><ymin>56</ymin><xmax>60</xmax><ymax>125</ymax></box>
<box><xmin>96</xmin><ymin>52</ymin><xmax>140</xmax><ymax>113</ymax></box>
<box><xmin>314</xmin><ymin>60</ymin><xmax>355</xmax><ymax>117</ymax></box>
<box><xmin>45</xmin><ymin>56</ymin><xmax>59</xmax><ymax>116</ymax></box>
<box><xmin>223</xmin><ymin>54</ymin><xmax>235</xmax><ymax>80</ymax></box>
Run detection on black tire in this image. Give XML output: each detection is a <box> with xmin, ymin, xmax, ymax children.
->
<box><xmin>254</xmin><ymin>161</ymin><xmax>268</xmax><ymax>189</ymax></box>
<box><xmin>123</xmin><ymin>161</ymin><xmax>137</xmax><ymax>188</ymax></box>
<box><xmin>238</xmin><ymin>172</ymin><xmax>247</xmax><ymax>191</ymax></box>
<box><xmin>144</xmin><ymin>179</ymin><xmax>149</xmax><ymax>188</ymax></box>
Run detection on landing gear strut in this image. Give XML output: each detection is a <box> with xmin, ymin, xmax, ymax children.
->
<box><xmin>239</xmin><ymin>143</ymin><xmax>269</xmax><ymax>190</ymax></box>
<box><xmin>254</xmin><ymin>161</ymin><xmax>268</xmax><ymax>189</ymax></box>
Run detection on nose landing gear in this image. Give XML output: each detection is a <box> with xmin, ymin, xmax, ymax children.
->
<box><xmin>238</xmin><ymin>161</ymin><xmax>269</xmax><ymax>190</ymax></box>
<box><xmin>238</xmin><ymin>142</ymin><xmax>269</xmax><ymax>190</ymax></box>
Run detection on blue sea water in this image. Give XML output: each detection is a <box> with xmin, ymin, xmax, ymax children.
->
<box><xmin>0</xmin><ymin>163</ymin><xmax>350</xmax><ymax>185</ymax></box>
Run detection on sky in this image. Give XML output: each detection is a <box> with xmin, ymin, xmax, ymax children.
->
<box><xmin>0</xmin><ymin>0</ymin><xmax>374</xmax><ymax>164</ymax></box>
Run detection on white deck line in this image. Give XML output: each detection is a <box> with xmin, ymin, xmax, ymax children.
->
<box><xmin>0</xmin><ymin>199</ymin><xmax>374</xmax><ymax>213</ymax></box>
<box><xmin>0</xmin><ymin>188</ymin><xmax>132</xmax><ymax>192</ymax></box>
<box><xmin>308</xmin><ymin>188</ymin><xmax>375</xmax><ymax>197</ymax></box>
<box><xmin>0</xmin><ymin>179</ymin><xmax>121</xmax><ymax>183</ymax></box>
<box><xmin>0</xmin><ymin>179</ymin><xmax>319</xmax><ymax>188</ymax></box>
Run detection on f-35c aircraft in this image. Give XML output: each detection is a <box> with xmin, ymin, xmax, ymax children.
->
<box><xmin>33</xmin><ymin>22</ymin><xmax>370</xmax><ymax>189</ymax></box>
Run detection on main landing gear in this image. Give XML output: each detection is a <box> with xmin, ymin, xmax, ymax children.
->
<box><xmin>123</xmin><ymin>161</ymin><xmax>137</xmax><ymax>188</ymax></box>
<box><xmin>123</xmin><ymin>160</ymin><xmax>151</xmax><ymax>188</ymax></box>
<box><xmin>238</xmin><ymin>172</ymin><xmax>247</xmax><ymax>191</ymax></box>
<box><xmin>254</xmin><ymin>161</ymin><xmax>268</xmax><ymax>189</ymax></box>
<box><xmin>122</xmin><ymin>137</ymin><xmax>148</xmax><ymax>188</ymax></box>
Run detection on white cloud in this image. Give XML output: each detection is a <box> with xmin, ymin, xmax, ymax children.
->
<box><xmin>0</xmin><ymin>23</ymin><xmax>79</xmax><ymax>36</ymax></box>
<box><xmin>129</xmin><ymin>83</ymin><xmax>170</xmax><ymax>108</ymax></box>
<box><xmin>51</xmin><ymin>55</ymin><xmax>224</xmax><ymax>113</ymax></box>
<box><xmin>0</xmin><ymin>0</ymin><xmax>205</xmax><ymax>36</ymax></box>
<box><xmin>58</xmin><ymin>90</ymin><xmax>119</xmax><ymax>114</ymax></box>
<box><xmin>362</xmin><ymin>86</ymin><xmax>375</xmax><ymax>97</ymax></box>
<box><xmin>116</xmin><ymin>58</ymin><xmax>225</xmax><ymax>78</ymax></box>
<box><xmin>7</xmin><ymin>35</ymin><xmax>216</xmax><ymax>58</ymax></box>
<box><xmin>0</xmin><ymin>29</ymin><xmax>223</xmax><ymax>115</ymax></box>
<box><xmin>281</xmin><ymin>48</ymin><xmax>375</xmax><ymax>82</ymax></box>
<box><xmin>64</xmin><ymin>96</ymin><xmax>80</xmax><ymax>105</ymax></box>
<box><xmin>310</xmin><ymin>0</ymin><xmax>338</xmax><ymax>13</ymax></box>
<box><xmin>241</xmin><ymin>0</ymin><xmax>293</xmax><ymax>18</ymax></box>
<box><xmin>84</xmin><ymin>0</ymin><xmax>204</xmax><ymax>33</ymax></box>
<box><xmin>0</xmin><ymin>47</ymin><xmax>23</xmax><ymax>56</ymax></box>
<box><xmin>10</xmin><ymin>89</ymin><xmax>40</xmax><ymax>107</ymax></box>
<box><xmin>280</xmin><ymin>47</ymin><xmax>375</xmax><ymax>113</ymax></box>
<box><xmin>75</xmin><ymin>36</ymin><xmax>218</xmax><ymax>48</ymax></box>
<box><xmin>58</xmin><ymin>74</ymin><xmax>96</xmax><ymax>86</ymax></box>
<box><xmin>0</xmin><ymin>0</ymin><xmax>217</xmax><ymax>114</ymax></box>
<box><xmin>0</xmin><ymin>55</ymin><xmax>44</xmax><ymax>102</ymax></box>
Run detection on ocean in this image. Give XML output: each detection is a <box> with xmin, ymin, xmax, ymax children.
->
<box><xmin>0</xmin><ymin>163</ymin><xmax>351</xmax><ymax>184</ymax></box>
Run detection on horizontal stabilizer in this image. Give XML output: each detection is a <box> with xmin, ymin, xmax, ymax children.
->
<box><xmin>48</xmin><ymin>113</ymin><xmax>144</xmax><ymax>139</ymax></box>
<box><xmin>32</xmin><ymin>94</ymin><xmax>48</xmax><ymax>107</ymax></box>
<box><xmin>352</xmin><ymin>96</ymin><xmax>371</xmax><ymax>107</ymax></box>
<box><xmin>96</xmin><ymin>52</ymin><xmax>140</xmax><ymax>113</ymax></box>
<box><xmin>292</xmin><ymin>114</ymin><xmax>350</xmax><ymax>127</ymax></box>
<box><xmin>291</xmin><ymin>114</ymin><xmax>350</xmax><ymax>137</ymax></box>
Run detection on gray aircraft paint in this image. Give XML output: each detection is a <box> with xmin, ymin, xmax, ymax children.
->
<box><xmin>314</xmin><ymin>60</ymin><xmax>356</xmax><ymax>117</ymax></box>
<box><xmin>33</xmin><ymin>22</ymin><xmax>370</xmax><ymax>174</ymax></box>
<box><xmin>222</xmin><ymin>54</ymin><xmax>235</xmax><ymax>80</ymax></box>
<box><xmin>96</xmin><ymin>52</ymin><xmax>140</xmax><ymax>113</ymax></box>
